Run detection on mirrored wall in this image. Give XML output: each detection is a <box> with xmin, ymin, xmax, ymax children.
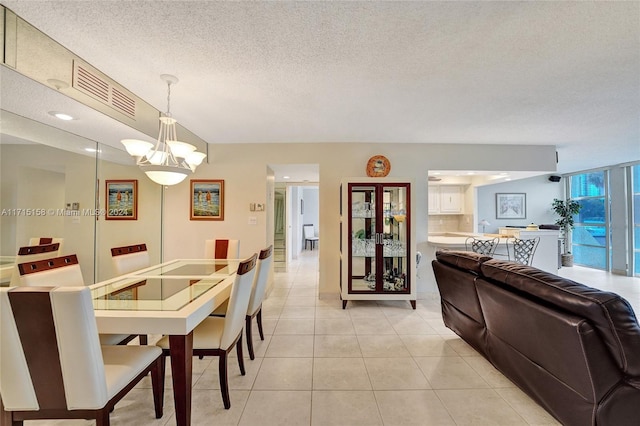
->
<box><xmin>0</xmin><ymin>110</ymin><xmax>163</xmax><ymax>285</ymax></box>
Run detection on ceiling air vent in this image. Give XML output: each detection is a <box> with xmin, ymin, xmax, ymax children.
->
<box><xmin>72</xmin><ymin>60</ymin><xmax>136</xmax><ymax>119</ymax></box>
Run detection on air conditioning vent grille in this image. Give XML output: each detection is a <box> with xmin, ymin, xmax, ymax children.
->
<box><xmin>75</xmin><ymin>65</ymin><xmax>109</xmax><ymax>102</ymax></box>
<box><xmin>112</xmin><ymin>87</ymin><xmax>136</xmax><ymax>117</ymax></box>
<box><xmin>72</xmin><ymin>60</ymin><xmax>136</xmax><ymax>119</ymax></box>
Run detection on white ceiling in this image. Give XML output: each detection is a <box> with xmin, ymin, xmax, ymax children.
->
<box><xmin>1</xmin><ymin>1</ymin><xmax>639</xmax><ymax>178</ymax></box>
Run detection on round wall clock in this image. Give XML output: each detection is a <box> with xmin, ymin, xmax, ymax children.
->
<box><xmin>366</xmin><ymin>155</ymin><xmax>391</xmax><ymax>177</ymax></box>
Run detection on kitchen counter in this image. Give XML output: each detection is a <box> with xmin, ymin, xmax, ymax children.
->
<box><xmin>427</xmin><ymin>232</ymin><xmax>494</xmax><ymax>247</ymax></box>
<box><xmin>427</xmin><ymin>229</ymin><xmax>560</xmax><ymax>274</ymax></box>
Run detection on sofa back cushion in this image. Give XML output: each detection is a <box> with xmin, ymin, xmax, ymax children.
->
<box><xmin>481</xmin><ymin>259</ymin><xmax>640</xmax><ymax>376</ymax></box>
<box><xmin>435</xmin><ymin>250</ymin><xmax>492</xmax><ymax>274</ymax></box>
<box><xmin>476</xmin><ymin>277</ymin><xmax>621</xmax><ymax>403</ymax></box>
<box><xmin>433</xmin><ymin>251</ymin><xmax>491</xmax><ymax>325</ymax></box>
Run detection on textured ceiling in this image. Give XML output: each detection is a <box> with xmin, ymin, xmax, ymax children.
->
<box><xmin>1</xmin><ymin>0</ymin><xmax>639</xmax><ymax>174</ymax></box>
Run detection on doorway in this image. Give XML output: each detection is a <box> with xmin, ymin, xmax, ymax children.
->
<box><xmin>269</xmin><ymin>164</ymin><xmax>319</xmax><ymax>272</ymax></box>
<box><xmin>274</xmin><ymin>187</ymin><xmax>286</xmax><ymax>271</ymax></box>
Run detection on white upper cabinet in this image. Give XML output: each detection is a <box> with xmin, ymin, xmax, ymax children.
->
<box><xmin>429</xmin><ymin>185</ymin><xmax>464</xmax><ymax>214</ymax></box>
<box><xmin>428</xmin><ymin>186</ymin><xmax>440</xmax><ymax>214</ymax></box>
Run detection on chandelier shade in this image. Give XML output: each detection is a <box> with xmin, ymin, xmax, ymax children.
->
<box><xmin>121</xmin><ymin>75</ymin><xmax>206</xmax><ymax>186</ymax></box>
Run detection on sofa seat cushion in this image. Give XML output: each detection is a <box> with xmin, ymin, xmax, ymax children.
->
<box><xmin>481</xmin><ymin>259</ymin><xmax>640</xmax><ymax>376</ymax></box>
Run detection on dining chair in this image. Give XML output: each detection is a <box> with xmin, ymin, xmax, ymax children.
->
<box><xmin>9</xmin><ymin>242</ymin><xmax>61</xmax><ymax>287</ymax></box>
<box><xmin>465</xmin><ymin>236</ymin><xmax>499</xmax><ymax>257</ymax></box>
<box><xmin>211</xmin><ymin>245</ymin><xmax>273</xmax><ymax>360</ymax></box>
<box><xmin>0</xmin><ymin>286</ymin><xmax>164</xmax><ymax>425</ymax></box>
<box><xmin>110</xmin><ymin>243</ymin><xmax>152</xmax><ymax>345</ymax></box>
<box><xmin>508</xmin><ymin>237</ymin><xmax>540</xmax><ymax>266</ymax></box>
<box><xmin>303</xmin><ymin>224</ymin><xmax>319</xmax><ymax>250</ymax></box>
<box><xmin>156</xmin><ymin>253</ymin><xmax>258</xmax><ymax>409</ymax></box>
<box><xmin>111</xmin><ymin>243</ymin><xmax>150</xmax><ymax>275</ymax></box>
<box><xmin>14</xmin><ymin>254</ymin><xmax>138</xmax><ymax>346</ymax></box>
<box><xmin>28</xmin><ymin>237</ymin><xmax>64</xmax><ymax>254</ymax></box>
<box><xmin>204</xmin><ymin>239</ymin><xmax>240</xmax><ymax>259</ymax></box>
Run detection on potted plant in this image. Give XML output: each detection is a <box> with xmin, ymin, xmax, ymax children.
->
<box><xmin>552</xmin><ymin>198</ymin><xmax>582</xmax><ymax>266</ymax></box>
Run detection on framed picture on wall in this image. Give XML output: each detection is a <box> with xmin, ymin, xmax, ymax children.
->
<box><xmin>496</xmin><ymin>193</ymin><xmax>526</xmax><ymax>219</ymax></box>
<box><xmin>105</xmin><ymin>180</ymin><xmax>138</xmax><ymax>220</ymax></box>
<box><xmin>190</xmin><ymin>179</ymin><xmax>224</xmax><ymax>220</ymax></box>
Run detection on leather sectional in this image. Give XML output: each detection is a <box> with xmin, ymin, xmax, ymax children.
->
<box><xmin>432</xmin><ymin>250</ymin><xmax>640</xmax><ymax>426</ymax></box>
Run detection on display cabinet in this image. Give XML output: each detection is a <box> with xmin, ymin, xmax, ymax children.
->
<box><xmin>340</xmin><ymin>178</ymin><xmax>415</xmax><ymax>309</ymax></box>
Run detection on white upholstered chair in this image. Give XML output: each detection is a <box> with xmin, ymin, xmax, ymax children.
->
<box><xmin>212</xmin><ymin>245</ymin><xmax>273</xmax><ymax>359</ymax></box>
<box><xmin>13</xmin><ymin>254</ymin><xmax>137</xmax><ymax>346</ymax></box>
<box><xmin>204</xmin><ymin>239</ymin><xmax>240</xmax><ymax>259</ymax></box>
<box><xmin>303</xmin><ymin>224</ymin><xmax>319</xmax><ymax>250</ymax></box>
<box><xmin>111</xmin><ymin>243</ymin><xmax>150</xmax><ymax>275</ymax></box>
<box><xmin>28</xmin><ymin>237</ymin><xmax>64</xmax><ymax>254</ymax></box>
<box><xmin>9</xmin><ymin>243</ymin><xmax>61</xmax><ymax>287</ymax></box>
<box><xmin>110</xmin><ymin>243</ymin><xmax>151</xmax><ymax>345</ymax></box>
<box><xmin>0</xmin><ymin>286</ymin><xmax>164</xmax><ymax>425</ymax></box>
<box><xmin>156</xmin><ymin>253</ymin><xmax>258</xmax><ymax>409</ymax></box>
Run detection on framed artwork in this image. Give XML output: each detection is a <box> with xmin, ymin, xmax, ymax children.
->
<box><xmin>105</xmin><ymin>180</ymin><xmax>138</xmax><ymax>220</ymax></box>
<box><xmin>496</xmin><ymin>193</ymin><xmax>526</xmax><ymax>219</ymax></box>
<box><xmin>190</xmin><ymin>179</ymin><xmax>224</xmax><ymax>220</ymax></box>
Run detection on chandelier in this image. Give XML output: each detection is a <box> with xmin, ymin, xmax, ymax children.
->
<box><xmin>121</xmin><ymin>74</ymin><xmax>206</xmax><ymax>185</ymax></box>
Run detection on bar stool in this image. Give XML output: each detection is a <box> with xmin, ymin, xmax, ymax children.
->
<box><xmin>465</xmin><ymin>237</ymin><xmax>499</xmax><ymax>257</ymax></box>
<box><xmin>508</xmin><ymin>237</ymin><xmax>540</xmax><ymax>266</ymax></box>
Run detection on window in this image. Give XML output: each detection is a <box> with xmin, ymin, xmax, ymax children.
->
<box><xmin>570</xmin><ymin>171</ymin><xmax>608</xmax><ymax>270</ymax></box>
<box><xmin>633</xmin><ymin>164</ymin><xmax>640</xmax><ymax>276</ymax></box>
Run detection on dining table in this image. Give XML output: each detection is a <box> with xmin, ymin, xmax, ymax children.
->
<box><xmin>89</xmin><ymin>258</ymin><xmax>241</xmax><ymax>426</ymax></box>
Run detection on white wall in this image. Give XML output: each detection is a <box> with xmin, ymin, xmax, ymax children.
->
<box><xmin>476</xmin><ymin>175</ymin><xmax>564</xmax><ymax>233</ymax></box>
<box><xmin>161</xmin><ymin>142</ymin><xmax>557</xmax><ymax>298</ymax></box>
<box><xmin>16</xmin><ymin>167</ymin><xmax>65</xmax><ymax>249</ymax></box>
<box><xmin>302</xmin><ymin>186</ymin><xmax>319</xmax><ymax>247</ymax></box>
<box><xmin>95</xmin><ymin>160</ymin><xmax>163</xmax><ymax>281</ymax></box>
<box><xmin>1</xmin><ymin>144</ymin><xmax>97</xmax><ymax>281</ymax></box>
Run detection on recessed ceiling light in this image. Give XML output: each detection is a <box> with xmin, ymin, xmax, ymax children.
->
<box><xmin>466</xmin><ymin>172</ymin><xmax>475</xmax><ymax>175</ymax></box>
<box><xmin>48</xmin><ymin>111</ymin><xmax>75</xmax><ymax>121</ymax></box>
<box><xmin>283</xmin><ymin>176</ymin><xmax>290</xmax><ymax>179</ymax></box>
<box><xmin>85</xmin><ymin>148</ymin><xmax>102</xmax><ymax>153</ymax></box>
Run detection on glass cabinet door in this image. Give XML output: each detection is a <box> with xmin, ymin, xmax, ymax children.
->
<box><xmin>347</xmin><ymin>183</ymin><xmax>410</xmax><ymax>294</ymax></box>
<box><xmin>381</xmin><ymin>184</ymin><xmax>409</xmax><ymax>293</ymax></box>
<box><xmin>349</xmin><ymin>184</ymin><xmax>378</xmax><ymax>292</ymax></box>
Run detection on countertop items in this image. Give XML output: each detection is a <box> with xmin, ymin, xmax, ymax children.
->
<box><xmin>427</xmin><ymin>229</ymin><xmax>560</xmax><ymax>273</ymax></box>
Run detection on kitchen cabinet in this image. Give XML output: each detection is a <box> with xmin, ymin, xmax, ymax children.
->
<box><xmin>340</xmin><ymin>178</ymin><xmax>416</xmax><ymax>309</ymax></box>
<box><xmin>428</xmin><ymin>185</ymin><xmax>464</xmax><ymax>214</ymax></box>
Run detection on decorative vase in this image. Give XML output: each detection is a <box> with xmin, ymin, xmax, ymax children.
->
<box><xmin>561</xmin><ymin>254</ymin><xmax>574</xmax><ymax>267</ymax></box>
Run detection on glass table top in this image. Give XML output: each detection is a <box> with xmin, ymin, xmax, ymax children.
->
<box><xmin>91</xmin><ymin>276</ymin><xmax>225</xmax><ymax>311</ymax></box>
<box><xmin>133</xmin><ymin>259</ymin><xmax>240</xmax><ymax>277</ymax></box>
<box><xmin>91</xmin><ymin>259</ymin><xmax>240</xmax><ymax>311</ymax></box>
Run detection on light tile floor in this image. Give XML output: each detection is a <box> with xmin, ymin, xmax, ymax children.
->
<box><xmin>25</xmin><ymin>251</ymin><xmax>640</xmax><ymax>425</ymax></box>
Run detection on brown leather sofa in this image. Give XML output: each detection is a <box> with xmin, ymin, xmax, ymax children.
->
<box><xmin>432</xmin><ymin>250</ymin><xmax>640</xmax><ymax>426</ymax></box>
